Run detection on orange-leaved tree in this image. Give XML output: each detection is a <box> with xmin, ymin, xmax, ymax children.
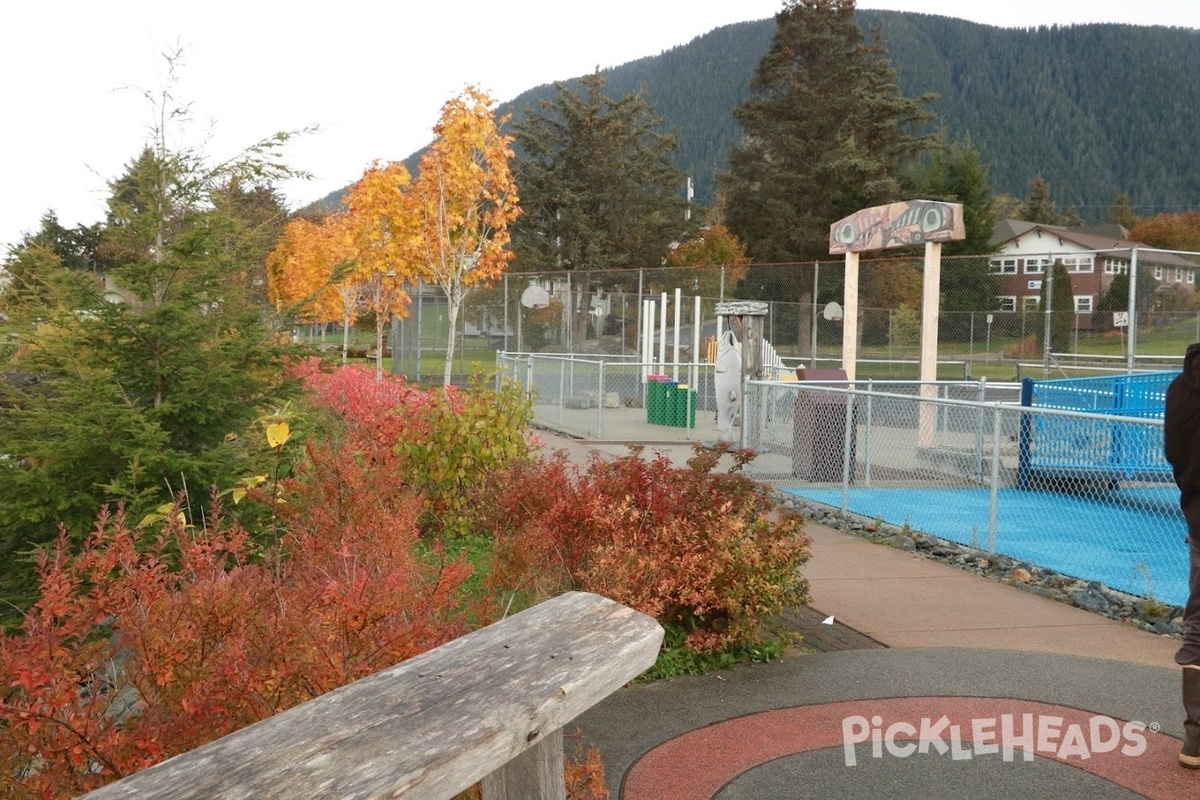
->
<box><xmin>665</xmin><ymin>224</ymin><xmax>749</xmax><ymax>299</ymax></box>
<box><xmin>265</xmin><ymin>213</ymin><xmax>362</xmax><ymax>360</ymax></box>
<box><xmin>342</xmin><ymin>161</ymin><xmax>420</xmax><ymax>380</ymax></box>
<box><xmin>1130</xmin><ymin>211</ymin><xmax>1200</xmax><ymax>253</ymax></box>
<box><xmin>409</xmin><ymin>86</ymin><xmax>521</xmax><ymax>385</ymax></box>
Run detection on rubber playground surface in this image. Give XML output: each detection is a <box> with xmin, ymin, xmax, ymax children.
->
<box><xmin>782</xmin><ymin>485</ymin><xmax>1189</xmax><ymax>606</ymax></box>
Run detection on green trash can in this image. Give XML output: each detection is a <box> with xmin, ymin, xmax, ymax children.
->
<box><xmin>646</xmin><ymin>376</ymin><xmax>669</xmax><ymax>424</ymax></box>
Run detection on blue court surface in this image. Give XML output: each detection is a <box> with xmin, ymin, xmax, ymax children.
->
<box><xmin>783</xmin><ymin>486</ymin><xmax>1190</xmax><ymax>606</ymax></box>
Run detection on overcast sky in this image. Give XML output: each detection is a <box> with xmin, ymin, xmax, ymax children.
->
<box><xmin>3</xmin><ymin>0</ymin><xmax>1199</xmax><ymax>255</ymax></box>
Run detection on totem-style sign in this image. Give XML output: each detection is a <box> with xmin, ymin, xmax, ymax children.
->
<box><xmin>828</xmin><ymin>199</ymin><xmax>965</xmax><ymax>255</ymax></box>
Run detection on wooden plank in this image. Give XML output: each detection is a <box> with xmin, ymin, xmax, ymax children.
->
<box><xmin>81</xmin><ymin>591</ymin><xmax>663</xmax><ymax>800</ymax></box>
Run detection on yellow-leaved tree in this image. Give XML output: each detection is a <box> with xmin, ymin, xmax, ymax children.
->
<box><xmin>265</xmin><ymin>213</ymin><xmax>361</xmax><ymax>362</ymax></box>
<box><xmin>342</xmin><ymin>161</ymin><xmax>419</xmax><ymax>380</ymax></box>
<box><xmin>409</xmin><ymin>86</ymin><xmax>521</xmax><ymax>386</ymax></box>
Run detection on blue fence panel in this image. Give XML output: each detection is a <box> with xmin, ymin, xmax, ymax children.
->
<box><xmin>1019</xmin><ymin>372</ymin><xmax>1179</xmax><ymax>485</ymax></box>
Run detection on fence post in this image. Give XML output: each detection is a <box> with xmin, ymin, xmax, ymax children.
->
<box><xmin>597</xmin><ymin>362</ymin><xmax>605</xmax><ymax>439</ymax></box>
<box><xmin>840</xmin><ymin>383</ymin><xmax>854</xmax><ymax>517</ymax></box>
<box><xmin>864</xmin><ymin>380</ymin><xmax>874</xmax><ymax>486</ymax></box>
<box><xmin>1017</xmin><ymin>377</ymin><xmax>1034</xmax><ymax>490</ymax></box>
<box><xmin>975</xmin><ymin>377</ymin><xmax>987</xmax><ymax>485</ymax></box>
<box><xmin>988</xmin><ymin>406</ymin><xmax>1002</xmax><ymax>554</ymax></box>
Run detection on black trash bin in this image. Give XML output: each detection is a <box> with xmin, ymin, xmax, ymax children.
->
<box><xmin>792</xmin><ymin>368</ymin><xmax>857</xmax><ymax>481</ymax></box>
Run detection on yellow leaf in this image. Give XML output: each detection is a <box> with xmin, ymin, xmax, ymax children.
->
<box><xmin>266</xmin><ymin>421</ymin><xmax>291</xmax><ymax>449</ymax></box>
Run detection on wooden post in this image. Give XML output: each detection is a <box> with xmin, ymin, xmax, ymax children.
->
<box><xmin>919</xmin><ymin>241</ymin><xmax>942</xmax><ymax>447</ymax></box>
<box><xmin>842</xmin><ymin>251</ymin><xmax>859</xmax><ymax>381</ymax></box>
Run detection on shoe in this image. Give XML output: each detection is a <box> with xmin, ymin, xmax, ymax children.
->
<box><xmin>1182</xmin><ymin>665</ymin><xmax>1200</xmax><ymax>769</ymax></box>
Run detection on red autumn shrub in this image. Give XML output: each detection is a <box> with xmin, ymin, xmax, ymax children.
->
<box><xmin>0</xmin><ymin>445</ymin><xmax>474</xmax><ymax>798</ymax></box>
<box><xmin>473</xmin><ymin>445</ymin><xmax>811</xmax><ymax>653</ymax></box>
<box><xmin>295</xmin><ymin>362</ymin><xmax>533</xmax><ymax>536</ymax></box>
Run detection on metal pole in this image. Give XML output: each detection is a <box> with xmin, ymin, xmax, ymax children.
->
<box><xmin>864</xmin><ymin>379</ymin><xmax>873</xmax><ymax>485</ymax></box>
<box><xmin>1128</xmin><ymin>247</ymin><xmax>1139</xmax><ymax>373</ymax></box>
<box><xmin>1042</xmin><ymin>260</ymin><xmax>1054</xmax><ymax>378</ymax></box>
<box><xmin>976</xmin><ymin>377</ymin><xmax>987</xmax><ymax>485</ymax></box>
<box><xmin>811</xmin><ymin>261</ymin><xmax>819</xmax><ymax>367</ymax></box>
<box><xmin>503</xmin><ymin>273</ymin><xmax>509</xmax><ymax>353</ymax></box>
<box><xmin>659</xmin><ymin>292</ymin><xmax>667</xmax><ymax>368</ymax></box>
<box><xmin>636</xmin><ymin>267</ymin><xmax>644</xmax><ymax>363</ymax></box>
<box><xmin>988</xmin><ymin>406</ymin><xmax>1002</xmax><ymax>554</ymax></box>
<box><xmin>673</xmin><ymin>287</ymin><xmax>682</xmax><ymax>382</ymax></box>
<box><xmin>840</xmin><ymin>383</ymin><xmax>854</xmax><ymax>517</ymax></box>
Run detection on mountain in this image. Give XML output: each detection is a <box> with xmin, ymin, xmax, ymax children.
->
<box><xmin>313</xmin><ymin>10</ymin><xmax>1200</xmax><ymax>222</ymax></box>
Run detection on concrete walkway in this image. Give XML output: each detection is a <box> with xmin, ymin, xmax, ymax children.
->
<box><xmin>535</xmin><ymin>430</ymin><xmax>1197</xmax><ymax>799</ymax></box>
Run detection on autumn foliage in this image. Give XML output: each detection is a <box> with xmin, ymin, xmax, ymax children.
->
<box><xmin>0</xmin><ymin>474</ymin><xmax>473</xmax><ymax>797</ymax></box>
<box><xmin>0</xmin><ymin>358</ymin><xmax>808</xmax><ymax>797</ymax></box>
<box><xmin>294</xmin><ymin>360</ymin><xmax>533</xmax><ymax>535</ymax></box>
<box><xmin>472</xmin><ymin>445</ymin><xmax>811</xmax><ymax>653</ymax></box>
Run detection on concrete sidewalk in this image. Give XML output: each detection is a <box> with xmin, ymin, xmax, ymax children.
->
<box><xmin>535</xmin><ymin>431</ymin><xmax>1195</xmax><ymax>798</ymax></box>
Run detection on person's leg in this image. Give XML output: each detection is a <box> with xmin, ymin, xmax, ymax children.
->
<box><xmin>1176</xmin><ymin>531</ymin><xmax>1200</xmax><ymax>768</ymax></box>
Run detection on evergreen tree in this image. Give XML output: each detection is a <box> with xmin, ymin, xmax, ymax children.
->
<box><xmin>1018</xmin><ymin>175</ymin><xmax>1060</xmax><ymax>225</ymax></box>
<box><xmin>1037</xmin><ymin>259</ymin><xmax>1074</xmax><ymax>352</ymax></box>
<box><xmin>1105</xmin><ymin>192</ymin><xmax>1140</xmax><ymax>231</ymax></box>
<box><xmin>511</xmin><ymin>71</ymin><xmax>691</xmax><ymax>341</ymax></box>
<box><xmin>0</xmin><ymin>62</ymin><xmax>306</xmax><ymax>619</ymax></box>
<box><xmin>1094</xmin><ymin>268</ymin><xmax>1157</xmax><ymax>330</ymax></box>
<box><xmin>1061</xmin><ymin>205</ymin><xmax>1086</xmax><ymax>228</ymax></box>
<box><xmin>720</xmin><ymin>0</ymin><xmax>936</xmax><ymax>266</ymax></box>
<box><xmin>903</xmin><ymin>137</ymin><xmax>1000</xmax><ymax>337</ymax></box>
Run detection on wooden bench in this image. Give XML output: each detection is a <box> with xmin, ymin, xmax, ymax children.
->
<box><xmin>80</xmin><ymin>591</ymin><xmax>663</xmax><ymax>800</ymax></box>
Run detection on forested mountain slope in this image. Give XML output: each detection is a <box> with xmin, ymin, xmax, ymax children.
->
<box><xmin>317</xmin><ymin>11</ymin><xmax>1200</xmax><ymax>220</ymax></box>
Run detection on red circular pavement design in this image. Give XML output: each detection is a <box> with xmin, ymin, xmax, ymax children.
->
<box><xmin>621</xmin><ymin>697</ymin><xmax>1198</xmax><ymax>799</ymax></box>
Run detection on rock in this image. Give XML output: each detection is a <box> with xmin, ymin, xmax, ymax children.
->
<box><xmin>1009</xmin><ymin>568</ymin><xmax>1033</xmax><ymax>585</ymax></box>
<box><xmin>1070</xmin><ymin>589</ymin><xmax>1110</xmax><ymax>614</ymax></box>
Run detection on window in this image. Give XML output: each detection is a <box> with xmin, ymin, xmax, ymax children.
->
<box><xmin>1061</xmin><ymin>256</ymin><xmax>1094</xmax><ymax>273</ymax></box>
<box><xmin>1074</xmin><ymin>295</ymin><xmax>1093</xmax><ymax>313</ymax></box>
<box><xmin>1155</xmin><ymin>265</ymin><xmax>1164</xmax><ymax>280</ymax></box>
<box><xmin>996</xmin><ymin>296</ymin><xmax>1016</xmax><ymax>312</ymax></box>
<box><xmin>1190</xmin><ymin>270</ymin><xmax>1196</xmax><ymax>285</ymax></box>
<box><xmin>1022</xmin><ymin>296</ymin><xmax>1041</xmax><ymax>311</ymax></box>
<box><xmin>1103</xmin><ymin>258</ymin><xmax>1127</xmax><ymax>275</ymax></box>
<box><xmin>1025</xmin><ymin>258</ymin><xmax>1048</xmax><ymax>275</ymax></box>
<box><xmin>1177</xmin><ymin>268</ymin><xmax>1185</xmax><ymax>282</ymax></box>
<box><xmin>989</xmin><ymin>258</ymin><xmax>1017</xmax><ymax>275</ymax></box>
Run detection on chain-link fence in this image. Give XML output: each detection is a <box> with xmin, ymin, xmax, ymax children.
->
<box><xmin>497</xmin><ymin>352</ymin><xmax>721</xmax><ymax>441</ymax></box>
<box><xmin>342</xmin><ymin>251</ymin><xmax>1200</xmax><ymax>383</ymax></box>
<box><xmin>741</xmin><ymin>378</ymin><xmax>1186</xmax><ymax>608</ymax></box>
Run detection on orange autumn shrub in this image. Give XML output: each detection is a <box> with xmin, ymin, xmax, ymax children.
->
<box><xmin>473</xmin><ymin>444</ymin><xmax>811</xmax><ymax>653</ymax></box>
<box><xmin>0</xmin><ymin>447</ymin><xmax>474</xmax><ymax>798</ymax></box>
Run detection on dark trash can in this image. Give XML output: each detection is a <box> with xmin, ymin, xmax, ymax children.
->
<box><xmin>792</xmin><ymin>368</ymin><xmax>856</xmax><ymax>481</ymax></box>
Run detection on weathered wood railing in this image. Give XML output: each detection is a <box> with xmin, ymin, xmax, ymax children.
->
<box><xmin>80</xmin><ymin>592</ymin><xmax>664</xmax><ymax>800</ymax></box>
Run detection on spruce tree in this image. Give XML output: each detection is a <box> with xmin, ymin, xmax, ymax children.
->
<box><xmin>511</xmin><ymin>71</ymin><xmax>691</xmax><ymax>342</ymax></box>
<box><xmin>720</xmin><ymin>0</ymin><xmax>937</xmax><ymax>266</ymax></box>
<box><xmin>1037</xmin><ymin>259</ymin><xmax>1075</xmax><ymax>352</ymax></box>
<box><xmin>1019</xmin><ymin>175</ymin><xmax>1060</xmax><ymax>225</ymax></box>
<box><xmin>0</xmin><ymin>63</ymin><xmax>305</xmax><ymax>621</ymax></box>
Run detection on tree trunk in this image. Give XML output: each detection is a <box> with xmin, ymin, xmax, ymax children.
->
<box><xmin>444</xmin><ymin>285</ymin><xmax>461</xmax><ymax>387</ymax></box>
<box><xmin>375</xmin><ymin>310</ymin><xmax>386</xmax><ymax>382</ymax></box>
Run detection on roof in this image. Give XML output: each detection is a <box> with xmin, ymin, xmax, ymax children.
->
<box><xmin>990</xmin><ymin>220</ymin><xmax>1200</xmax><ymax>268</ymax></box>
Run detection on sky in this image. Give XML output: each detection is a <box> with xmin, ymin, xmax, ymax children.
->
<box><xmin>3</xmin><ymin>1</ymin><xmax>1199</xmax><ymax>256</ymax></box>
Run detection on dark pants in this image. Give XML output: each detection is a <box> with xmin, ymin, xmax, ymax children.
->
<box><xmin>1178</xmin><ymin>520</ymin><xmax>1200</xmax><ymax>666</ymax></box>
